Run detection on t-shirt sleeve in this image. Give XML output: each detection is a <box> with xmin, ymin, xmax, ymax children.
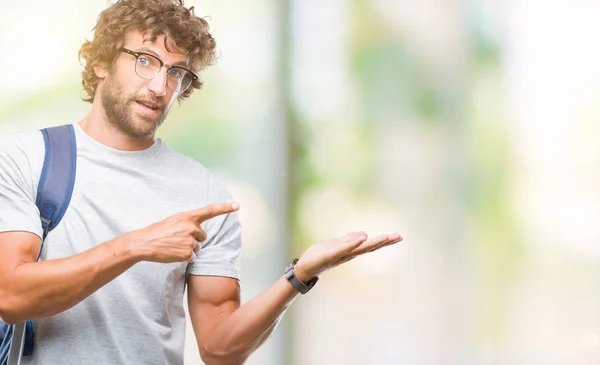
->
<box><xmin>186</xmin><ymin>174</ymin><xmax>242</xmax><ymax>279</ymax></box>
<box><xmin>0</xmin><ymin>134</ymin><xmax>43</xmax><ymax>239</ymax></box>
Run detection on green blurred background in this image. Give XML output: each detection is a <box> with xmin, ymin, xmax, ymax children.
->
<box><xmin>2</xmin><ymin>0</ymin><xmax>600</xmax><ymax>364</ymax></box>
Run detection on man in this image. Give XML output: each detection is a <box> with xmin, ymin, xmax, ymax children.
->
<box><xmin>0</xmin><ymin>0</ymin><xmax>402</xmax><ymax>364</ymax></box>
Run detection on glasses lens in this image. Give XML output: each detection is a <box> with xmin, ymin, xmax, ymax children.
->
<box><xmin>134</xmin><ymin>54</ymin><xmax>161</xmax><ymax>80</ymax></box>
<box><xmin>130</xmin><ymin>51</ymin><xmax>195</xmax><ymax>92</ymax></box>
<box><xmin>166</xmin><ymin>68</ymin><xmax>194</xmax><ymax>92</ymax></box>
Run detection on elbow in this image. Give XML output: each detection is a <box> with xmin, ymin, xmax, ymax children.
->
<box><xmin>0</xmin><ymin>286</ymin><xmax>27</xmax><ymax>325</ymax></box>
<box><xmin>199</xmin><ymin>343</ymin><xmax>250</xmax><ymax>365</ymax></box>
<box><xmin>0</xmin><ymin>315</ymin><xmax>19</xmax><ymax>326</ymax></box>
<box><xmin>0</xmin><ymin>298</ymin><xmax>24</xmax><ymax>325</ymax></box>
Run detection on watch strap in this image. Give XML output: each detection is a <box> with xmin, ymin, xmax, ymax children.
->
<box><xmin>285</xmin><ymin>258</ymin><xmax>318</xmax><ymax>294</ymax></box>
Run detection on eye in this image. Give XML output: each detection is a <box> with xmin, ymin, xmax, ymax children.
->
<box><xmin>137</xmin><ymin>56</ymin><xmax>152</xmax><ymax>67</ymax></box>
<box><xmin>168</xmin><ymin>68</ymin><xmax>184</xmax><ymax>79</ymax></box>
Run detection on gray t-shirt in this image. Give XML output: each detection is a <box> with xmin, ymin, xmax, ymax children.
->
<box><xmin>0</xmin><ymin>123</ymin><xmax>242</xmax><ymax>364</ymax></box>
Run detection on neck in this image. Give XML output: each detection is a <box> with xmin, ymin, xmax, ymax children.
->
<box><xmin>79</xmin><ymin>99</ymin><xmax>156</xmax><ymax>151</ymax></box>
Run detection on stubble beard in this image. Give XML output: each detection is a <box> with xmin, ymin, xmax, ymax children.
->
<box><xmin>100</xmin><ymin>75</ymin><xmax>169</xmax><ymax>140</ymax></box>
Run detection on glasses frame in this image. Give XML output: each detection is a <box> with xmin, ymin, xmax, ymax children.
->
<box><xmin>119</xmin><ymin>47</ymin><xmax>198</xmax><ymax>92</ymax></box>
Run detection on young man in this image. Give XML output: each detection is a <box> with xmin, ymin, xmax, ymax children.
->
<box><xmin>0</xmin><ymin>0</ymin><xmax>402</xmax><ymax>364</ymax></box>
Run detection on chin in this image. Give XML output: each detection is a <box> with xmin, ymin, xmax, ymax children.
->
<box><xmin>137</xmin><ymin>117</ymin><xmax>163</xmax><ymax>136</ymax></box>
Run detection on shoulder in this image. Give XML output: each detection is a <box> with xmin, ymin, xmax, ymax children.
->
<box><xmin>0</xmin><ymin>128</ymin><xmax>44</xmax><ymax>154</ymax></box>
<box><xmin>158</xmin><ymin>141</ymin><xmax>237</xmax><ymax>208</ymax></box>
<box><xmin>0</xmin><ymin>128</ymin><xmax>45</xmax><ymax>174</ymax></box>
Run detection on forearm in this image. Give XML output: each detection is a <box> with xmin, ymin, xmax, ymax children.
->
<box><xmin>202</xmin><ymin>276</ymin><xmax>299</xmax><ymax>364</ymax></box>
<box><xmin>0</xmin><ymin>235</ymin><xmax>138</xmax><ymax>324</ymax></box>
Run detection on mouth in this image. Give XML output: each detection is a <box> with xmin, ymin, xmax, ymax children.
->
<box><xmin>135</xmin><ymin>99</ymin><xmax>162</xmax><ymax>115</ymax></box>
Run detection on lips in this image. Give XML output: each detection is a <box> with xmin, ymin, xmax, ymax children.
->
<box><xmin>136</xmin><ymin>99</ymin><xmax>162</xmax><ymax>111</ymax></box>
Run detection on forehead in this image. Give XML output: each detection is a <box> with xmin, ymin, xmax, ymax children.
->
<box><xmin>122</xmin><ymin>30</ymin><xmax>189</xmax><ymax>66</ymax></box>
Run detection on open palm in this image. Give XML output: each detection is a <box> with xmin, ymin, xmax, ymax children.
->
<box><xmin>294</xmin><ymin>231</ymin><xmax>403</xmax><ymax>281</ymax></box>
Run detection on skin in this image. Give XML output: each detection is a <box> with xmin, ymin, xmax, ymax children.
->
<box><xmin>0</xmin><ymin>30</ymin><xmax>402</xmax><ymax>365</ymax></box>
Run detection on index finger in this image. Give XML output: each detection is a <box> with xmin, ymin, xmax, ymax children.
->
<box><xmin>187</xmin><ymin>202</ymin><xmax>239</xmax><ymax>224</ymax></box>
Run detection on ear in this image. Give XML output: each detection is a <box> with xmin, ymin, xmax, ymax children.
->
<box><xmin>93</xmin><ymin>65</ymin><xmax>108</xmax><ymax>79</ymax></box>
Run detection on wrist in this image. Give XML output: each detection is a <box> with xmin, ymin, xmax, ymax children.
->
<box><xmin>285</xmin><ymin>259</ymin><xmax>319</xmax><ymax>294</ymax></box>
<box><xmin>292</xmin><ymin>260</ymin><xmax>314</xmax><ymax>284</ymax></box>
<box><xmin>112</xmin><ymin>233</ymin><xmax>145</xmax><ymax>264</ymax></box>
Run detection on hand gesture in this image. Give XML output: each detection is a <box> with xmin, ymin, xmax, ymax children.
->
<box><xmin>294</xmin><ymin>231</ymin><xmax>402</xmax><ymax>282</ymax></box>
<box><xmin>128</xmin><ymin>202</ymin><xmax>239</xmax><ymax>263</ymax></box>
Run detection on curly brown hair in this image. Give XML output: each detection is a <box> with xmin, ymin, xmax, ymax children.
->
<box><xmin>78</xmin><ymin>0</ymin><xmax>216</xmax><ymax>102</ymax></box>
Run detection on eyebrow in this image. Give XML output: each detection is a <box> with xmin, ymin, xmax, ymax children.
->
<box><xmin>133</xmin><ymin>46</ymin><xmax>190</xmax><ymax>68</ymax></box>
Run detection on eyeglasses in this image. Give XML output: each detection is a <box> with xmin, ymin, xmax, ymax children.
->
<box><xmin>119</xmin><ymin>48</ymin><xmax>198</xmax><ymax>92</ymax></box>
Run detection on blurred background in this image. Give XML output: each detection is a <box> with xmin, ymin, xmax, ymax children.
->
<box><xmin>2</xmin><ymin>0</ymin><xmax>600</xmax><ymax>364</ymax></box>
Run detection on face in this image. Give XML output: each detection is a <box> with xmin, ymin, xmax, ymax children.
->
<box><xmin>96</xmin><ymin>30</ymin><xmax>190</xmax><ymax>139</ymax></box>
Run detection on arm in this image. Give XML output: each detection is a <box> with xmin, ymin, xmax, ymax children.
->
<box><xmin>188</xmin><ymin>231</ymin><xmax>403</xmax><ymax>365</ymax></box>
<box><xmin>187</xmin><ymin>275</ymin><xmax>299</xmax><ymax>365</ymax></box>
<box><xmin>0</xmin><ymin>231</ymin><xmax>139</xmax><ymax>324</ymax></box>
<box><xmin>0</xmin><ymin>203</ymin><xmax>238</xmax><ymax>325</ymax></box>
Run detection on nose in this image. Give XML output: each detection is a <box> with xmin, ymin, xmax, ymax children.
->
<box><xmin>147</xmin><ymin>67</ymin><xmax>168</xmax><ymax>97</ymax></box>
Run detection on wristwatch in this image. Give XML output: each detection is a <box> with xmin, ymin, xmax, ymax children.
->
<box><xmin>285</xmin><ymin>258</ymin><xmax>318</xmax><ymax>294</ymax></box>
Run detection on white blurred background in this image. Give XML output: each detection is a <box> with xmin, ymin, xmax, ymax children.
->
<box><xmin>2</xmin><ymin>0</ymin><xmax>600</xmax><ymax>364</ymax></box>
